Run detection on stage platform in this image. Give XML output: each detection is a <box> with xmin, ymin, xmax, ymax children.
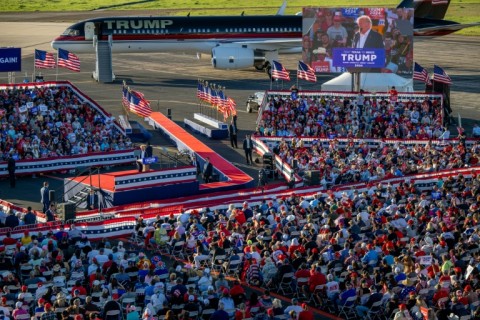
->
<box><xmin>64</xmin><ymin>166</ymin><xmax>198</xmax><ymax>208</ymax></box>
<box><xmin>149</xmin><ymin>112</ymin><xmax>254</xmax><ymax>192</ymax></box>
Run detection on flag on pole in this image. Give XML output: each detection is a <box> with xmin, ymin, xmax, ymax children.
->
<box><xmin>433</xmin><ymin>65</ymin><xmax>452</xmax><ymax>84</ymax></box>
<box><xmin>122</xmin><ymin>84</ymin><xmax>152</xmax><ymax>118</ymax></box>
<box><xmin>271</xmin><ymin>60</ymin><xmax>290</xmax><ymax>81</ymax></box>
<box><xmin>413</xmin><ymin>62</ymin><xmax>431</xmax><ymax>84</ymax></box>
<box><xmin>197</xmin><ymin>82</ymin><xmax>206</xmax><ymax>101</ymax></box>
<box><xmin>35</xmin><ymin>49</ymin><xmax>56</xmax><ymax>69</ymax></box>
<box><xmin>227</xmin><ymin>97</ymin><xmax>237</xmax><ymax>116</ymax></box>
<box><xmin>297</xmin><ymin>61</ymin><xmax>317</xmax><ymax>82</ymax></box>
<box><xmin>122</xmin><ymin>84</ymin><xmax>129</xmax><ymax>109</ymax></box>
<box><xmin>129</xmin><ymin>90</ymin><xmax>152</xmax><ymax>118</ymax></box>
<box><xmin>58</xmin><ymin>48</ymin><xmax>80</xmax><ymax>72</ymax></box>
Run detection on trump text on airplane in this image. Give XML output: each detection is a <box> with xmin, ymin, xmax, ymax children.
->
<box><xmin>104</xmin><ymin>19</ymin><xmax>173</xmax><ymax>30</ymax></box>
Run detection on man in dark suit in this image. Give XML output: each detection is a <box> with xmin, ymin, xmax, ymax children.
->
<box><xmin>7</xmin><ymin>153</ymin><xmax>15</xmax><ymax>188</ymax></box>
<box><xmin>243</xmin><ymin>134</ymin><xmax>254</xmax><ymax>165</ymax></box>
<box><xmin>228</xmin><ymin>120</ymin><xmax>238</xmax><ymax>148</ymax></box>
<box><xmin>145</xmin><ymin>142</ymin><xmax>153</xmax><ymax>158</ymax></box>
<box><xmin>202</xmin><ymin>157</ymin><xmax>213</xmax><ymax>183</ymax></box>
<box><xmin>86</xmin><ymin>189</ymin><xmax>98</xmax><ymax>210</ymax></box>
<box><xmin>40</xmin><ymin>181</ymin><xmax>50</xmax><ymax>213</ymax></box>
<box><xmin>352</xmin><ymin>15</ymin><xmax>384</xmax><ymax>49</ymax></box>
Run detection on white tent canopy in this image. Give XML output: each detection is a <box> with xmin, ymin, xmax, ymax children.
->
<box><xmin>321</xmin><ymin>72</ymin><xmax>413</xmax><ymax>92</ymax></box>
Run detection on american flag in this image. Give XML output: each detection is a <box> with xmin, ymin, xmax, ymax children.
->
<box><xmin>35</xmin><ymin>49</ymin><xmax>55</xmax><ymax>69</ymax></box>
<box><xmin>227</xmin><ymin>97</ymin><xmax>237</xmax><ymax>116</ymax></box>
<box><xmin>271</xmin><ymin>60</ymin><xmax>290</xmax><ymax>81</ymax></box>
<box><xmin>197</xmin><ymin>82</ymin><xmax>206</xmax><ymax>101</ymax></box>
<box><xmin>130</xmin><ymin>90</ymin><xmax>152</xmax><ymax>118</ymax></box>
<box><xmin>433</xmin><ymin>65</ymin><xmax>452</xmax><ymax>84</ymax></box>
<box><xmin>297</xmin><ymin>61</ymin><xmax>317</xmax><ymax>82</ymax></box>
<box><xmin>122</xmin><ymin>85</ymin><xmax>129</xmax><ymax>108</ymax></box>
<box><xmin>123</xmin><ymin>87</ymin><xmax>152</xmax><ymax>118</ymax></box>
<box><xmin>58</xmin><ymin>48</ymin><xmax>80</xmax><ymax>72</ymax></box>
<box><xmin>413</xmin><ymin>62</ymin><xmax>430</xmax><ymax>84</ymax></box>
<box><xmin>217</xmin><ymin>89</ymin><xmax>226</xmax><ymax>108</ymax></box>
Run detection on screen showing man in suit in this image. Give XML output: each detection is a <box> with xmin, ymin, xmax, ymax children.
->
<box><xmin>301</xmin><ymin>7</ymin><xmax>413</xmax><ymax>75</ymax></box>
<box><xmin>353</xmin><ymin>15</ymin><xmax>384</xmax><ymax>49</ymax></box>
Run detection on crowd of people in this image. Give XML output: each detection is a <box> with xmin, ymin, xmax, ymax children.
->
<box><xmin>2</xmin><ymin>169</ymin><xmax>480</xmax><ymax>320</ymax></box>
<box><xmin>0</xmin><ymin>85</ymin><xmax>130</xmax><ymax>161</ymax></box>
<box><xmin>256</xmin><ymin>93</ymin><xmax>445</xmax><ymax>140</ymax></box>
<box><xmin>270</xmin><ymin>131</ymin><xmax>477</xmax><ymax>186</ymax></box>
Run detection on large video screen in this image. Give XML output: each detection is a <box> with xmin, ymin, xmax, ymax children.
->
<box><xmin>302</xmin><ymin>7</ymin><xmax>414</xmax><ymax>74</ymax></box>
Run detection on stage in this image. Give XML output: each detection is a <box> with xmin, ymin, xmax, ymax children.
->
<box><xmin>64</xmin><ymin>166</ymin><xmax>199</xmax><ymax>208</ymax></box>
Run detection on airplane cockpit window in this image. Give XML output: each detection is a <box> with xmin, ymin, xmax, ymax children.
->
<box><xmin>62</xmin><ymin>28</ymin><xmax>80</xmax><ymax>36</ymax></box>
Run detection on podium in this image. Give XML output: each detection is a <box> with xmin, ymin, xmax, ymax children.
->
<box><xmin>139</xmin><ymin>156</ymin><xmax>158</xmax><ymax>172</ymax></box>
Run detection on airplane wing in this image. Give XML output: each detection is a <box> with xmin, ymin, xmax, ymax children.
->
<box><xmin>414</xmin><ymin>22</ymin><xmax>480</xmax><ymax>35</ymax></box>
<box><xmin>218</xmin><ymin>39</ymin><xmax>302</xmax><ymax>51</ymax></box>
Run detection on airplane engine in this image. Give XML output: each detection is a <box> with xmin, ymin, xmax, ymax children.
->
<box><xmin>211</xmin><ymin>47</ymin><xmax>266</xmax><ymax>70</ymax></box>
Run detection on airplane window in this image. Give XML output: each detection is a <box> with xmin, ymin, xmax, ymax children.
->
<box><xmin>216</xmin><ymin>28</ymin><xmax>219</xmax><ymax>32</ymax></box>
<box><xmin>234</xmin><ymin>28</ymin><xmax>238</xmax><ymax>32</ymax></box>
<box><xmin>248</xmin><ymin>28</ymin><xmax>251</xmax><ymax>32</ymax></box>
<box><xmin>275</xmin><ymin>28</ymin><xmax>279</xmax><ymax>32</ymax></box>
<box><xmin>62</xmin><ymin>29</ymin><xmax>80</xmax><ymax>36</ymax></box>
<box><xmin>253</xmin><ymin>28</ymin><xmax>256</xmax><ymax>32</ymax></box>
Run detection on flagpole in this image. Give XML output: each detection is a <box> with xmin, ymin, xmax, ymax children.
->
<box><xmin>32</xmin><ymin>58</ymin><xmax>35</xmax><ymax>83</ymax></box>
<box><xmin>56</xmin><ymin>51</ymin><xmax>59</xmax><ymax>81</ymax></box>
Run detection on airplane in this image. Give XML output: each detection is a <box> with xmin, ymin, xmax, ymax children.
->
<box><xmin>51</xmin><ymin>0</ymin><xmax>479</xmax><ymax>71</ymax></box>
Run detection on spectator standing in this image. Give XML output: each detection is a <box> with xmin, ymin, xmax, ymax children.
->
<box><xmin>40</xmin><ymin>182</ymin><xmax>50</xmax><ymax>213</ymax></box>
<box><xmin>243</xmin><ymin>134</ymin><xmax>253</xmax><ymax>165</ymax></box>
<box><xmin>7</xmin><ymin>152</ymin><xmax>16</xmax><ymax>188</ymax></box>
<box><xmin>23</xmin><ymin>207</ymin><xmax>37</xmax><ymax>225</ymax></box>
<box><xmin>45</xmin><ymin>204</ymin><xmax>56</xmax><ymax>222</ymax></box>
<box><xmin>228</xmin><ymin>120</ymin><xmax>238</xmax><ymax>148</ymax></box>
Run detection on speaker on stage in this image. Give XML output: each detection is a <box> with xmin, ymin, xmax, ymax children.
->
<box><xmin>61</xmin><ymin>203</ymin><xmax>76</xmax><ymax>222</ymax></box>
<box><xmin>49</xmin><ymin>190</ymin><xmax>56</xmax><ymax>203</ymax></box>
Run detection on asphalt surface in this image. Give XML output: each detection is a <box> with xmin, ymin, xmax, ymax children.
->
<box><xmin>0</xmin><ymin>13</ymin><xmax>479</xmax><ymax>213</ymax></box>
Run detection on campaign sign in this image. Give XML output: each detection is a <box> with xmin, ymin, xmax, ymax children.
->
<box><xmin>0</xmin><ymin>48</ymin><xmax>21</xmax><ymax>72</ymax></box>
<box><xmin>333</xmin><ymin>48</ymin><xmax>386</xmax><ymax>68</ymax></box>
<box><xmin>419</xmin><ymin>255</ymin><xmax>433</xmax><ymax>266</ymax></box>
<box><xmin>142</xmin><ymin>156</ymin><xmax>158</xmax><ymax>165</ymax></box>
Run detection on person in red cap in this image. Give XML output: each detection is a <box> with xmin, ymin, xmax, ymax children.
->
<box><xmin>464</xmin><ymin>285</ymin><xmax>479</xmax><ymax>305</ymax></box>
<box><xmin>34</xmin><ymin>298</ymin><xmax>46</xmax><ymax>319</ymax></box>
<box><xmin>298</xmin><ymin>303</ymin><xmax>314</xmax><ymax>320</ymax></box>
<box><xmin>41</xmin><ymin>303</ymin><xmax>56</xmax><ymax>320</ymax></box>
<box><xmin>393</xmin><ymin>303</ymin><xmax>412</xmax><ymax>320</ymax></box>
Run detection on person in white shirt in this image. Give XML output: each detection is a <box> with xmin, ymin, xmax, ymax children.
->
<box><xmin>325</xmin><ymin>274</ymin><xmax>341</xmax><ymax>300</ymax></box>
<box><xmin>284</xmin><ymin>298</ymin><xmax>303</xmax><ymax>316</ymax></box>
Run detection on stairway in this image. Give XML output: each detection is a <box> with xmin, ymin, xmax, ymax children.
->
<box><xmin>94</xmin><ymin>36</ymin><xmax>114</xmax><ymax>83</ymax></box>
<box><xmin>66</xmin><ymin>186</ymin><xmax>90</xmax><ymax>207</ymax></box>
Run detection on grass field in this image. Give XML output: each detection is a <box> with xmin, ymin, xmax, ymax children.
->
<box><xmin>3</xmin><ymin>0</ymin><xmax>479</xmax><ymax>35</ymax></box>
